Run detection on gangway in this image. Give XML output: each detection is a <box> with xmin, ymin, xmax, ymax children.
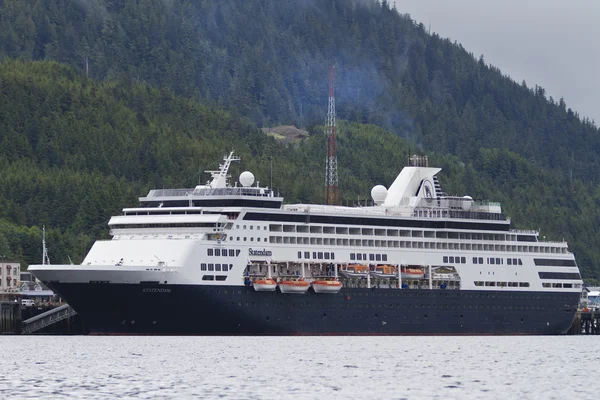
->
<box><xmin>21</xmin><ymin>304</ymin><xmax>77</xmax><ymax>334</ymax></box>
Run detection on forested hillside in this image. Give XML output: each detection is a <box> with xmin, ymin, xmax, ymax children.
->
<box><xmin>0</xmin><ymin>0</ymin><xmax>600</xmax><ymax>280</ymax></box>
<box><xmin>1</xmin><ymin>0</ymin><xmax>598</xmax><ymax>179</ymax></box>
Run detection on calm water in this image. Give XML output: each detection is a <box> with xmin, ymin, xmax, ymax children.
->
<box><xmin>0</xmin><ymin>336</ymin><xmax>598</xmax><ymax>399</ymax></box>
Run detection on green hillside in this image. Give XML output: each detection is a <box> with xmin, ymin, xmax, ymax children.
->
<box><xmin>1</xmin><ymin>0</ymin><xmax>599</xmax><ymax>181</ymax></box>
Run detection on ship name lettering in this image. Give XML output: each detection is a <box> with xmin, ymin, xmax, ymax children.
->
<box><xmin>249</xmin><ymin>248</ymin><xmax>272</xmax><ymax>257</ymax></box>
<box><xmin>142</xmin><ymin>288</ymin><xmax>171</xmax><ymax>293</ymax></box>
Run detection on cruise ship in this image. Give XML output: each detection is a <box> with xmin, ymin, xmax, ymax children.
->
<box><xmin>29</xmin><ymin>152</ymin><xmax>582</xmax><ymax>335</ymax></box>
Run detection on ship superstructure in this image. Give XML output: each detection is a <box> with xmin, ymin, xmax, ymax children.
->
<box><xmin>29</xmin><ymin>152</ymin><xmax>582</xmax><ymax>335</ymax></box>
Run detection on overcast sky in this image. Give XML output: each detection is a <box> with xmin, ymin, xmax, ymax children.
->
<box><xmin>395</xmin><ymin>0</ymin><xmax>600</xmax><ymax>124</ymax></box>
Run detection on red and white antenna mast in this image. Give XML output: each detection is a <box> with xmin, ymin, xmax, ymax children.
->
<box><xmin>325</xmin><ymin>66</ymin><xmax>339</xmax><ymax>205</ymax></box>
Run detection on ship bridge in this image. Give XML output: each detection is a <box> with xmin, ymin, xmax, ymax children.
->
<box><xmin>138</xmin><ymin>151</ymin><xmax>283</xmax><ymax>209</ymax></box>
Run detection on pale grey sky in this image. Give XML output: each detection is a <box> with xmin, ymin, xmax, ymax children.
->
<box><xmin>395</xmin><ymin>0</ymin><xmax>600</xmax><ymax>124</ymax></box>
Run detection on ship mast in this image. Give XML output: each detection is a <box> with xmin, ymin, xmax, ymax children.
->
<box><xmin>42</xmin><ymin>226</ymin><xmax>50</xmax><ymax>265</ymax></box>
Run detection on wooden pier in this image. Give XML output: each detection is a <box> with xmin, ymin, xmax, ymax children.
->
<box><xmin>568</xmin><ymin>309</ymin><xmax>600</xmax><ymax>334</ymax></box>
<box><xmin>0</xmin><ymin>301</ymin><xmax>22</xmax><ymax>334</ymax></box>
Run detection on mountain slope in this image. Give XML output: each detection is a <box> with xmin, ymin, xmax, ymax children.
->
<box><xmin>1</xmin><ymin>0</ymin><xmax>599</xmax><ymax>182</ymax></box>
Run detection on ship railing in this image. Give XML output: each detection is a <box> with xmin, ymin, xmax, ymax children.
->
<box><xmin>510</xmin><ymin>229</ymin><xmax>538</xmax><ymax>234</ymax></box>
<box><xmin>146</xmin><ymin>187</ymin><xmax>275</xmax><ymax>198</ymax></box>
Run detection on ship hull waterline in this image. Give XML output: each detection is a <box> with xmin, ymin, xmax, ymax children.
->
<box><xmin>45</xmin><ymin>282</ymin><xmax>579</xmax><ymax>335</ymax></box>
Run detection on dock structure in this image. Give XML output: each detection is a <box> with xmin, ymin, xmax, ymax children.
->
<box><xmin>568</xmin><ymin>309</ymin><xmax>600</xmax><ymax>334</ymax></box>
<box><xmin>0</xmin><ymin>301</ymin><xmax>22</xmax><ymax>334</ymax></box>
<box><xmin>21</xmin><ymin>304</ymin><xmax>77</xmax><ymax>334</ymax></box>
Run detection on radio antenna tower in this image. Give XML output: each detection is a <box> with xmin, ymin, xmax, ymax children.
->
<box><xmin>325</xmin><ymin>66</ymin><xmax>339</xmax><ymax>205</ymax></box>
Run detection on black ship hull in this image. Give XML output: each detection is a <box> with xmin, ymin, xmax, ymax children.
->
<box><xmin>47</xmin><ymin>282</ymin><xmax>579</xmax><ymax>335</ymax></box>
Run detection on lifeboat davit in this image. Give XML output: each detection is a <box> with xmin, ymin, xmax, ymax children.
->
<box><xmin>312</xmin><ymin>280</ymin><xmax>343</xmax><ymax>294</ymax></box>
<box><xmin>370</xmin><ymin>265</ymin><xmax>398</xmax><ymax>279</ymax></box>
<box><xmin>401</xmin><ymin>267</ymin><xmax>425</xmax><ymax>280</ymax></box>
<box><xmin>339</xmin><ymin>264</ymin><xmax>369</xmax><ymax>278</ymax></box>
<box><xmin>278</xmin><ymin>279</ymin><xmax>310</xmax><ymax>294</ymax></box>
<box><xmin>253</xmin><ymin>278</ymin><xmax>277</xmax><ymax>291</ymax></box>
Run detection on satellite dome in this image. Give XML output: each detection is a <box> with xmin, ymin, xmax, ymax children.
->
<box><xmin>371</xmin><ymin>185</ymin><xmax>388</xmax><ymax>205</ymax></box>
<box><xmin>462</xmin><ymin>195</ymin><xmax>474</xmax><ymax>211</ymax></box>
<box><xmin>239</xmin><ymin>171</ymin><xmax>255</xmax><ymax>187</ymax></box>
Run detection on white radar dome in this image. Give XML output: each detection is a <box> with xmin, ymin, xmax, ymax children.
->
<box><xmin>371</xmin><ymin>185</ymin><xmax>388</xmax><ymax>205</ymax></box>
<box><xmin>462</xmin><ymin>195</ymin><xmax>474</xmax><ymax>211</ymax></box>
<box><xmin>239</xmin><ymin>171</ymin><xmax>255</xmax><ymax>187</ymax></box>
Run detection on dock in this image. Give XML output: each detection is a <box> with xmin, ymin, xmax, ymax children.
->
<box><xmin>0</xmin><ymin>301</ymin><xmax>22</xmax><ymax>334</ymax></box>
<box><xmin>568</xmin><ymin>309</ymin><xmax>600</xmax><ymax>334</ymax></box>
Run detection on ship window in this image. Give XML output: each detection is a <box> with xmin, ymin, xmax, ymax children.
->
<box><xmin>202</xmin><ymin>275</ymin><xmax>214</xmax><ymax>281</ymax></box>
<box><xmin>244</xmin><ymin>237</ymin><xmax>247</xmax><ymax>241</ymax></box>
<box><xmin>461</xmin><ymin>257</ymin><xmax>466</xmax><ymax>264</ymax></box>
<box><xmin>376</xmin><ymin>254</ymin><xmax>381</xmax><ymax>261</ymax></box>
<box><xmin>215</xmin><ymin>249</ymin><xmax>220</xmax><ymax>256</ymax></box>
<box><xmin>250</xmin><ymin>237</ymin><xmax>254</xmax><ymax>242</ymax></box>
<box><xmin>443</xmin><ymin>256</ymin><xmax>448</xmax><ymax>263</ymax></box>
<box><xmin>518</xmin><ymin>259</ymin><xmax>523</xmax><ymax>265</ymax></box>
<box><xmin>324</xmin><ymin>252</ymin><xmax>330</xmax><ymax>260</ymax></box>
<box><xmin>304</xmin><ymin>252</ymin><xmax>310</xmax><ymax>259</ymax></box>
<box><xmin>201</xmin><ymin>263</ymin><xmax>207</xmax><ymax>271</ymax></box>
<box><xmin>542</xmin><ymin>282</ymin><xmax>551</xmax><ymax>288</ymax></box>
<box><xmin>250</xmin><ymin>226</ymin><xmax>254</xmax><ymax>230</ymax></box>
<box><xmin>363</xmin><ymin>254</ymin><xmax>367</xmax><ymax>260</ymax></box>
<box><xmin>563</xmin><ymin>283</ymin><xmax>572</xmax><ymax>288</ymax></box>
<box><xmin>313</xmin><ymin>252</ymin><xmax>317</xmax><ymax>259</ymax></box>
<box><xmin>298</xmin><ymin>251</ymin><xmax>302</xmax><ymax>259</ymax></box>
<box><xmin>208</xmin><ymin>249</ymin><xmax>214</xmax><ymax>256</ymax></box>
<box><xmin>331</xmin><ymin>253</ymin><xmax>335</xmax><ymax>260</ymax></box>
<box><xmin>474</xmin><ymin>281</ymin><xmax>484</xmax><ymax>286</ymax></box>
<box><xmin>473</xmin><ymin>257</ymin><xmax>477</xmax><ymax>264</ymax></box>
<box><xmin>490</xmin><ymin>258</ymin><xmax>495</xmax><ymax>265</ymax></box>
<box><xmin>318</xmin><ymin>252</ymin><xmax>323</xmax><ymax>259</ymax></box>
<box><xmin>215</xmin><ymin>264</ymin><xmax>221</xmax><ymax>271</ymax></box>
<box><xmin>350</xmin><ymin>253</ymin><xmax>356</xmax><ymax>261</ymax></box>
<box><xmin>208</xmin><ymin>264</ymin><xmax>214</xmax><ymax>271</ymax></box>
<box><xmin>495</xmin><ymin>258</ymin><xmax>500</xmax><ymax>264</ymax></box>
<box><xmin>382</xmin><ymin>254</ymin><xmax>387</xmax><ymax>261</ymax></box>
<box><xmin>243</xmin><ymin>225</ymin><xmax>246</xmax><ymax>229</ymax></box>
<box><xmin>507</xmin><ymin>259</ymin><xmax>512</xmax><ymax>265</ymax></box>
<box><xmin>369</xmin><ymin>254</ymin><xmax>375</xmax><ymax>261</ymax></box>
<box><xmin>216</xmin><ymin>275</ymin><xmax>227</xmax><ymax>281</ymax></box>
<box><xmin>449</xmin><ymin>256</ymin><xmax>454</xmax><ymax>263</ymax></box>
<box><xmin>236</xmin><ymin>250</ymin><xmax>241</xmax><ymax>256</ymax></box>
<box><xmin>222</xmin><ymin>264</ymin><xmax>229</xmax><ymax>272</ymax></box>
<box><xmin>229</xmin><ymin>249</ymin><xmax>234</xmax><ymax>257</ymax></box>
<box><xmin>519</xmin><ymin>282</ymin><xmax>529</xmax><ymax>287</ymax></box>
<box><xmin>357</xmin><ymin>254</ymin><xmax>362</xmax><ymax>261</ymax></box>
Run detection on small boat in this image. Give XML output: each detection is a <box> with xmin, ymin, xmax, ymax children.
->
<box><xmin>371</xmin><ymin>265</ymin><xmax>398</xmax><ymax>279</ymax></box>
<box><xmin>402</xmin><ymin>267</ymin><xmax>424</xmax><ymax>280</ymax></box>
<box><xmin>312</xmin><ymin>280</ymin><xmax>343</xmax><ymax>294</ymax></box>
<box><xmin>253</xmin><ymin>278</ymin><xmax>277</xmax><ymax>291</ymax></box>
<box><xmin>278</xmin><ymin>279</ymin><xmax>310</xmax><ymax>294</ymax></box>
<box><xmin>339</xmin><ymin>264</ymin><xmax>369</xmax><ymax>278</ymax></box>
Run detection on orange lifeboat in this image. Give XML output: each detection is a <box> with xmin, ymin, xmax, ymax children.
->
<box><xmin>401</xmin><ymin>267</ymin><xmax>424</xmax><ymax>280</ymax></box>
<box><xmin>371</xmin><ymin>265</ymin><xmax>398</xmax><ymax>279</ymax></box>
<box><xmin>340</xmin><ymin>264</ymin><xmax>369</xmax><ymax>278</ymax></box>
<box><xmin>278</xmin><ymin>279</ymin><xmax>310</xmax><ymax>294</ymax></box>
<box><xmin>312</xmin><ymin>279</ymin><xmax>343</xmax><ymax>294</ymax></box>
<box><xmin>253</xmin><ymin>278</ymin><xmax>277</xmax><ymax>292</ymax></box>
